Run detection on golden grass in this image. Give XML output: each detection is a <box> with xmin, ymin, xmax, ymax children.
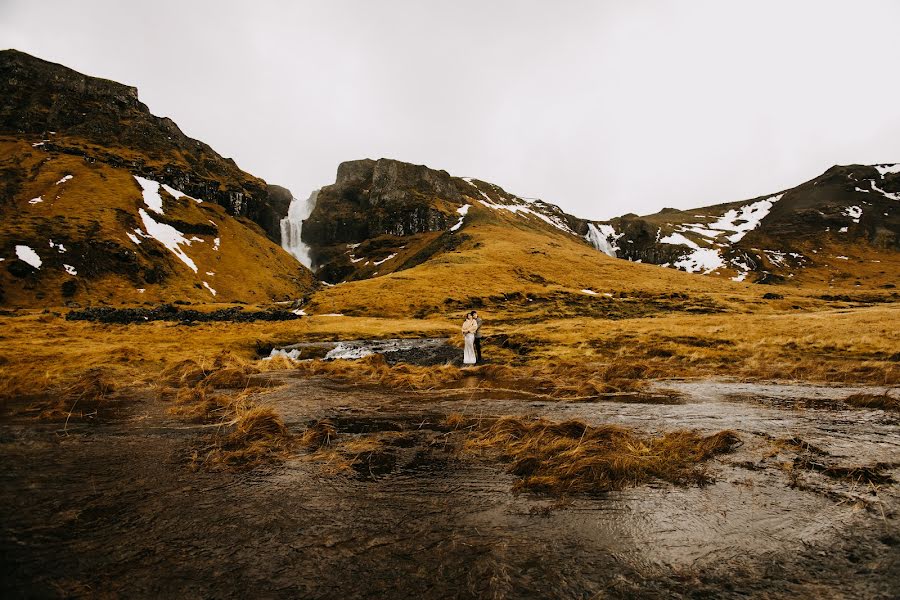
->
<box><xmin>844</xmin><ymin>392</ymin><xmax>900</xmax><ymax>411</ymax></box>
<box><xmin>30</xmin><ymin>367</ymin><xmax>117</xmax><ymax>420</ymax></box>
<box><xmin>299</xmin><ymin>419</ymin><xmax>338</xmax><ymax>448</ymax></box>
<box><xmin>194</xmin><ymin>405</ymin><xmax>295</xmax><ymax>469</ymax></box>
<box><xmin>463</xmin><ymin>416</ymin><xmax>740</xmax><ymax>494</ymax></box>
<box><xmin>0</xmin><ymin>136</ymin><xmax>314</xmax><ymax>308</ymax></box>
<box><xmin>158</xmin><ymin>356</ymin><xmax>296</xmax><ymax>469</ymax></box>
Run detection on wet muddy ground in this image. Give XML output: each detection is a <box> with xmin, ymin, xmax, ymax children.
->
<box><xmin>1</xmin><ymin>374</ymin><xmax>899</xmax><ymax>598</ymax></box>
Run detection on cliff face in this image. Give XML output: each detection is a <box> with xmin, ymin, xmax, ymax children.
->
<box><xmin>302</xmin><ymin>159</ymin><xmax>459</xmax><ymax>250</ymax></box>
<box><xmin>0</xmin><ymin>49</ymin><xmax>290</xmax><ymax>242</ymax></box>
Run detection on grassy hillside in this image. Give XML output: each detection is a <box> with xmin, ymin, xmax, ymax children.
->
<box><xmin>0</xmin><ymin>137</ymin><xmax>315</xmax><ymax>306</ymax></box>
<box><xmin>304</xmin><ymin>198</ymin><xmax>828</xmax><ymax>319</ymax></box>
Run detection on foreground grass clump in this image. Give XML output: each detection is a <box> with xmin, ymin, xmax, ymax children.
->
<box><xmin>844</xmin><ymin>393</ymin><xmax>900</xmax><ymax>411</ymax></box>
<box><xmin>158</xmin><ymin>351</ymin><xmax>296</xmax><ymax>469</ymax></box>
<box><xmin>460</xmin><ymin>415</ymin><xmax>740</xmax><ymax>494</ymax></box>
<box><xmin>30</xmin><ymin>367</ymin><xmax>118</xmax><ymax>421</ymax></box>
<box><xmin>195</xmin><ymin>405</ymin><xmax>295</xmax><ymax>469</ymax></box>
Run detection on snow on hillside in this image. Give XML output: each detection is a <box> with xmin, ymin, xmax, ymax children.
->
<box><xmin>462</xmin><ymin>179</ymin><xmax>574</xmax><ymax>234</ymax></box>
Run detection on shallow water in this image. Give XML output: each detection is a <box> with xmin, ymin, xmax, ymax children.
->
<box><xmin>2</xmin><ymin>376</ymin><xmax>898</xmax><ymax>598</ymax></box>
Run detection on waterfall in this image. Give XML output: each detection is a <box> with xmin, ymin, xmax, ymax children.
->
<box><xmin>585</xmin><ymin>223</ymin><xmax>620</xmax><ymax>258</ymax></box>
<box><xmin>280</xmin><ymin>189</ymin><xmax>318</xmax><ymax>268</ymax></box>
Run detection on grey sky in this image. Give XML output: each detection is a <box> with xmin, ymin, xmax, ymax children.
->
<box><xmin>2</xmin><ymin>0</ymin><xmax>899</xmax><ymax>220</ymax></box>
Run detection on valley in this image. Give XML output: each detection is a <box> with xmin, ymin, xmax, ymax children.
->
<box><xmin>1</xmin><ymin>48</ymin><xmax>898</xmax><ymax>598</ymax></box>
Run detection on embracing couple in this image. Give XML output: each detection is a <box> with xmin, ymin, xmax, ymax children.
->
<box><xmin>461</xmin><ymin>310</ymin><xmax>483</xmax><ymax>365</ymax></box>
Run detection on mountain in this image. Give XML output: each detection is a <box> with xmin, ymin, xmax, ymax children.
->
<box><xmin>585</xmin><ymin>164</ymin><xmax>899</xmax><ymax>288</ymax></box>
<box><xmin>300</xmin><ymin>157</ymin><xmax>587</xmax><ymax>283</ymax></box>
<box><xmin>0</xmin><ymin>49</ymin><xmax>315</xmax><ymax>307</ymax></box>
<box><xmin>295</xmin><ymin>158</ymin><xmax>759</xmax><ymax>319</ymax></box>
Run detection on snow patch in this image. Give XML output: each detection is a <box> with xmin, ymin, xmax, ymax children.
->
<box><xmin>15</xmin><ymin>245</ymin><xmax>41</xmax><ymax>268</ymax></box>
<box><xmin>138</xmin><ymin>208</ymin><xmax>197</xmax><ymax>272</ymax></box>
<box><xmin>28</xmin><ymin>196</ymin><xmax>43</xmax><ymax>204</ymax></box>
<box><xmin>844</xmin><ymin>206</ymin><xmax>862</xmax><ymax>223</ymax></box>
<box><xmin>291</xmin><ymin>309</ymin><xmax>307</xmax><ymax>316</ymax></box>
<box><xmin>838</xmin><ymin>226</ymin><xmax>848</xmax><ymax>233</ymax></box>
<box><xmin>134</xmin><ymin>176</ymin><xmax>165</xmax><ymax>214</ymax></box>
<box><xmin>55</xmin><ymin>175</ymin><xmax>73</xmax><ymax>185</ymax></box>
<box><xmin>835</xmin><ymin>256</ymin><xmax>849</xmax><ymax>260</ymax></box>
<box><xmin>49</xmin><ymin>240</ymin><xmax>66</xmax><ymax>253</ymax></box>
<box><xmin>202</xmin><ymin>281</ymin><xmax>216</xmax><ymax>296</ymax></box>
<box><xmin>659</xmin><ymin>232</ymin><xmax>700</xmax><ymax>249</ymax></box>
<box><xmin>126</xmin><ymin>232</ymin><xmax>142</xmax><ymax>245</ymax></box>
<box><xmin>373</xmin><ymin>253</ymin><xmax>397</xmax><ymax>266</ymax></box>
<box><xmin>63</xmin><ymin>264</ymin><xmax>77</xmax><ymax>275</ymax></box>
<box><xmin>581</xmin><ymin>289</ymin><xmax>598</xmax><ymax>295</ymax></box>
<box><xmin>161</xmin><ymin>183</ymin><xmax>199</xmax><ymax>203</ymax></box>
<box><xmin>213</xmin><ymin>237</ymin><xmax>221</xmax><ymax>251</ymax></box>
<box><xmin>705</xmin><ymin>194</ymin><xmax>783</xmax><ymax>243</ymax></box>
<box><xmin>673</xmin><ymin>248</ymin><xmax>723</xmax><ymax>274</ymax></box>
<box><xmin>450</xmin><ymin>204</ymin><xmax>470</xmax><ymax>232</ymax></box>
<box><xmin>465</xmin><ymin>179</ymin><xmax>574</xmax><ymax>234</ymax></box>
<box><xmin>871</xmin><ymin>181</ymin><xmax>900</xmax><ymax>201</ymax></box>
<box><xmin>874</xmin><ymin>164</ymin><xmax>900</xmax><ymax>177</ymax></box>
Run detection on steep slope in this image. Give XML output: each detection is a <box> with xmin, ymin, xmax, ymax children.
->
<box><xmin>586</xmin><ymin>164</ymin><xmax>899</xmax><ymax>288</ymax></box>
<box><xmin>0</xmin><ymin>49</ymin><xmax>290</xmax><ymax>242</ymax></box>
<box><xmin>0</xmin><ymin>50</ymin><xmax>315</xmax><ymax>307</ymax></box>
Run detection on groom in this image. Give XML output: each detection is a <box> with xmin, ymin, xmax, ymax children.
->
<box><xmin>472</xmin><ymin>310</ymin><xmax>483</xmax><ymax>363</ymax></box>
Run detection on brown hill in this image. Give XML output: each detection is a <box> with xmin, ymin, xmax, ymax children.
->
<box><xmin>0</xmin><ymin>50</ymin><xmax>315</xmax><ymax>307</ymax></box>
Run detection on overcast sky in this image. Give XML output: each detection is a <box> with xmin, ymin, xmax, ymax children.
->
<box><xmin>2</xmin><ymin>0</ymin><xmax>899</xmax><ymax>219</ymax></box>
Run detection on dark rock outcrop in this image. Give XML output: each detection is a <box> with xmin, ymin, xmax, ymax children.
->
<box><xmin>302</xmin><ymin>158</ymin><xmax>458</xmax><ymax>251</ymax></box>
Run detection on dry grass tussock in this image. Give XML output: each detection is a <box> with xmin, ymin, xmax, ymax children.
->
<box><xmin>462</xmin><ymin>416</ymin><xmax>740</xmax><ymax>494</ymax></box>
<box><xmin>193</xmin><ymin>404</ymin><xmax>295</xmax><ymax>470</ymax></box>
<box><xmin>30</xmin><ymin>367</ymin><xmax>117</xmax><ymax>421</ymax></box>
<box><xmin>843</xmin><ymin>392</ymin><xmax>900</xmax><ymax>411</ymax></box>
<box><xmin>160</xmin><ymin>352</ymin><xmax>295</xmax><ymax>469</ymax></box>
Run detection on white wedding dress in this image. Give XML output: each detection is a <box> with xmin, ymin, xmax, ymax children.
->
<box><xmin>463</xmin><ymin>332</ymin><xmax>476</xmax><ymax>364</ymax></box>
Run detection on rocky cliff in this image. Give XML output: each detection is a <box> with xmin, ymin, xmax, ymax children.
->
<box><xmin>586</xmin><ymin>164</ymin><xmax>900</xmax><ymax>287</ymax></box>
<box><xmin>0</xmin><ymin>49</ymin><xmax>290</xmax><ymax>242</ymax></box>
<box><xmin>300</xmin><ymin>158</ymin><xmax>587</xmax><ymax>282</ymax></box>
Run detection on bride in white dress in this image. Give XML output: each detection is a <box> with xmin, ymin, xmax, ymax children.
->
<box><xmin>462</xmin><ymin>312</ymin><xmax>478</xmax><ymax>365</ymax></box>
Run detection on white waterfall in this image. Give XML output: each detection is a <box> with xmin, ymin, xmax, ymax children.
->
<box><xmin>280</xmin><ymin>189</ymin><xmax>318</xmax><ymax>268</ymax></box>
<box><xmin>585</xmin><ymin>223</ymin><xmax>621</xmax><ymax>257</ymax></box>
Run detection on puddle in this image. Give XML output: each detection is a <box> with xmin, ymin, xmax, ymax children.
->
<box><xmin>267</xmin><ymin>337</ymin><xmax>459</xmax><ymax>365</ymax></box>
